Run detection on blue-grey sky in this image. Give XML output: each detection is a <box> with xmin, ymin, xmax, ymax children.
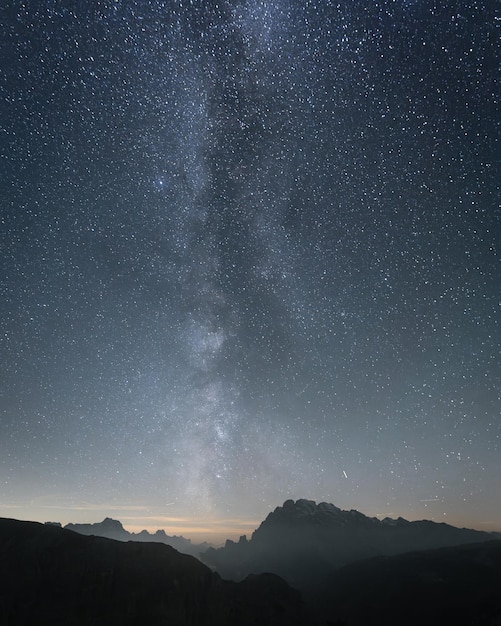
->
<box><xmin>1</xmin><ymin>0</ymin><xmax>499</xmax><ymax>542</ymax></box>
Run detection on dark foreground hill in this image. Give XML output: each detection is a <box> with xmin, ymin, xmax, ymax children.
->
<box><xmin>319</xmin><ymin>540</ymin><xmax>501</xmax><ymax>626</ymax></box>
<box><xmin>0</xmin><ymin>517</ymin><xmax>310</xmax><ymax>626</ymax></box>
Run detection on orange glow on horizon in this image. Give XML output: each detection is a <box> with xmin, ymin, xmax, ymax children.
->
<box><xmin>120</xmin><ymin>516</ymin><xmax>261</xmax><ymax>545</ymax></box>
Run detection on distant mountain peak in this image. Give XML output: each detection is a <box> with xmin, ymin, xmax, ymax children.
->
<box><xmin>65</xmin><ymin>518</ymin><xmax>128</xmax><ymax>537</ymax></box>
<box><xmin>62</xmin><ymin>518</ymin><xmax>210</xmax><ymax>556</ymax></box>
<box><xmin>101</xmin><ymin>517</ymin><xmax>126</xmax><ymax>529</ymax></box>
<box><xmin>282</xmin><ymin>499</ymin><xmax>343</xmax><ymax>517</ymax></box>
<box><xmin>254</xmin><ymin>499</ymin><xmax>377</xmax><ymax>537</ymax></box>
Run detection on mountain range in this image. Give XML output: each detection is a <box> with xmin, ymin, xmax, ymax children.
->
<box><xmin>202</xmin><ymin>499</ymin><xmax>500</xmax><ymax>594</ymax></box>
<box><xmin>59</xmin><ymin>517</ymin><xmax>211</xmax><ymax>556</ymax></box>
<box><xmin>3</xmin><ymin>500</ymin><xmax>501</xmax><ymax>625</ymax></box>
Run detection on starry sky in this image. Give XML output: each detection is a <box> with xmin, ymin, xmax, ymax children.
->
<box><xmin>1</xmin><ymin>1</ymin><xmax>499</xmax><ymax>543</ymax></box>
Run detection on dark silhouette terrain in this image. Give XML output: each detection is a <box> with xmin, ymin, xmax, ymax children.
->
<box><xmin>2</xmin><ymin>503</ymin><xmax>501</xmax><ymax>625</ymax></box>
<box><xmin>315</xmin><ymin>540</ymin><xmax>501</xmax><ymax>625</ymax></box>
<box><xmin>0</xmin><ymin>517</ymin><xmax>310</xmax><ymax>626</ymax></box>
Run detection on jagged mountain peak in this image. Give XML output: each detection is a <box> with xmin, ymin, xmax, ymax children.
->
<box><xmin>62</xmin><ymin>517</ymin><xmax>209</xmax><ymax>556</ymax></box>
<box><xmin>281</xmin><ymin>499</ymin><xmax>343</xmax><ymax>516</ymax></box>
<box><xmin>255</xmin><ymin>499</ymin><xmax>379</xmax><ymax>535</ymax></box>
<box><xmin>65</xmin><ymin>518</ymin><xmax>128</xmax><ymax>538</ymax></box>
<box><xmin>101</xmin><ymin>517</ymin><xmax>126</xmax><ymax>529</ymax></box>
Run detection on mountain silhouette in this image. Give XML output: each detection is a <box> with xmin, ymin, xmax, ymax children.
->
<box><xmin>0</xmin><ymin>517</ymin><xmax>310</xmax><ymax>625</ymax></box>
<box><xmin>63</xmin><ymin>517</ymin><xmax>210</xmax><ymax>556</ymax></box>
<box><xmin>3</xmin><ymin>503</ymin><xmax>500</xmax><ymax>625</ymax></box>
<box><xmin>203</xmin><ymin>499</ymin><xmax>500</xmax><ymax>596</ymax></box>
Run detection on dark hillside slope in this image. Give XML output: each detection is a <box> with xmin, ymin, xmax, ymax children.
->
<box><xmin>0</xmin><ymin>517</ymin><xmax>309</xmax><ymax>626</ymax></box>
<box><xmin>321</xmin><ymin>540</ymin><xmax>501</xmax><ymax>626</ymax></box>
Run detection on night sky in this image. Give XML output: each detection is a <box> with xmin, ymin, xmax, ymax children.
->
<box><xmin>1</xmin><ymin>1</ymin><xmax>499</xmax><ymax>543</ymax></box>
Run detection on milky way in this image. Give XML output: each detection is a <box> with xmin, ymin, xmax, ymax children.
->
<box><xmin>1</xmin><ymin>1</ymin><xmax>499</xmax><ymax>540</ymax></box>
